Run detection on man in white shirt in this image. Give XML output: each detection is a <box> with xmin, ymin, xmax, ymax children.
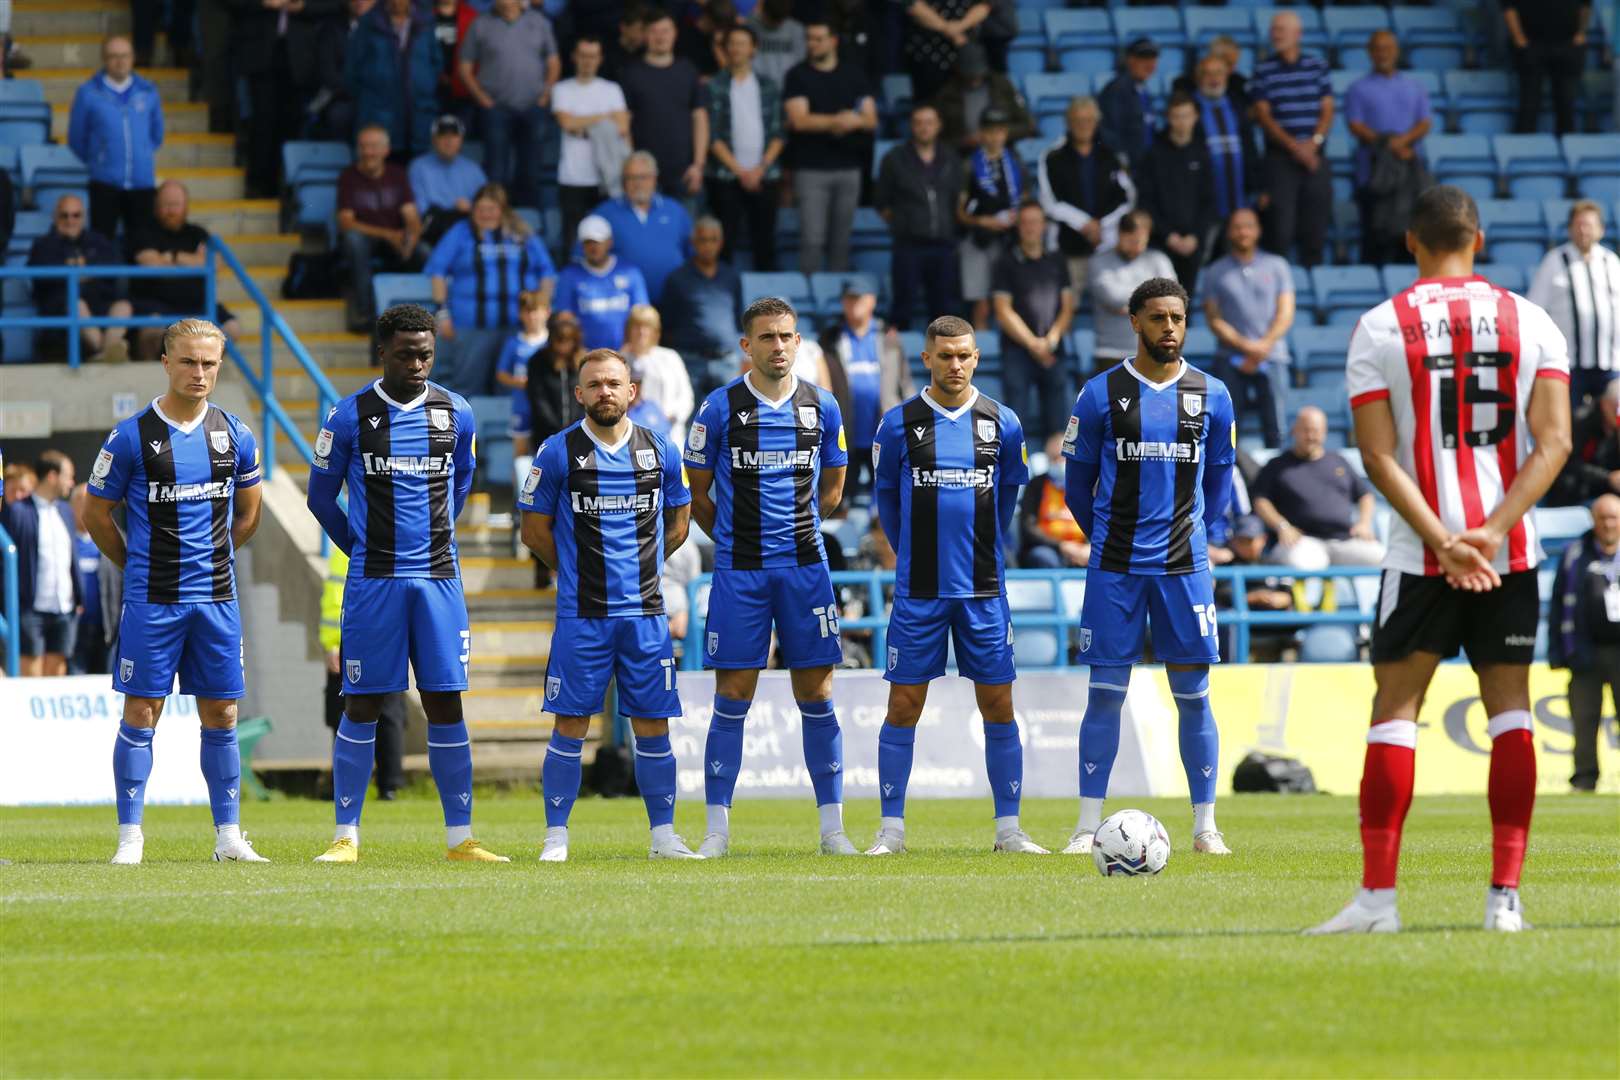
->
<box><xmin>551</xmin><ymin>35</ymin><xmax>630</xmax><ymax>256</ymax></box>
<box><xmin>0</xmin><ymin>450</ymin><xmax>80</xmax><ymax>676</ymax></box>
<box><xmin>1529</xmin><ymin>199</ymin><xmax>1620</xmax><ymax>409</ymax></box>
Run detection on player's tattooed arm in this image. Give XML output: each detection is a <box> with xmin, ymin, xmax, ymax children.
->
<box><xmin>687</xmin><ymin>468</ymin><xmax>717</xmax><ymax>536</ymax></box>
<box><xmin>520</xmin><ymin>511</ymin><xmax>559</xmax><ymax>570</ymax></box>
<box><xmin>82</xmin><ymin>493</ymin><xmax>127</xmax><ymax>570</ymax></box>
<box><xmin>664</xmin><ymin>503</ymin><xmax>691</xmax><ymax>559</ymax></box>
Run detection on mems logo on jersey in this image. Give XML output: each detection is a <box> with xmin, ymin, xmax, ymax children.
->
<box><xmin>570</xmin><ymin>490</ymin><xmax>660</xmax><ymax>515</ymax></box>
<box><xmin>361</xmin><ymin>451</ymin><xmax>451</xmax><ymax>476</ymax></box>
<box><xmin>911</xmin><ymin>466</ymin><xmax>994</xmax><ymax>488</ymax></box>
<box><xmin>1115</xmin><ymin>439</ymin><xmax>1200</xmax><ymax>463</ymax></box>
<box><xmin>731</xmin><ymin>446</ymin><xmax>818</xmax><ymax>471</ymax></box>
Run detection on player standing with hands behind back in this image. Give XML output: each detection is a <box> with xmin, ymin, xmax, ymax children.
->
<box><xmin>684</xmin><ymin>297</ymin><xmax>857</xmax><ymax>857</ymax></box>
<box><xmin>1309</xmin><ymin>186</ymin><xmax>1571</xmax><ymax>934</ymax></box>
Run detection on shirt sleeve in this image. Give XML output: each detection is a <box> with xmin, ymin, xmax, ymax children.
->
<box><xmin>1345</xmin><ymin>316</ymin><xmax>1390</xmax><ymax>409</ymax></box>
<box><xmin>234</xmin><ymin>419</ymin><xmax>262</xmax><ymax>489</ymax></box>
<box><xmin>1000</xmin><ymin>405</ymin><xmax>1031</xmax><ymax>487</ymax></box>
<box><xmin>1527</xmin><ymin>251</ymin><xmax>1560</xmax><ymax>309</ymax></box>
<box><xmin>88</xmin><ymin>424</ymin><xmax>133</xmax><ymax>501</ymax></box>
<box><xmin>423</xmin><ymin>225</ymin><xmax>463</xmax><ymax>279</ymax></box>
<box><xmin>530</xmin><ymin>437</ymin><xmax>565</xmax><ymax>515</ymax></box>
<box><xmin>872</xmin><ymin>410</ymin><xmax>902</xmax><ymax>492</ymax></box>
<box><xmin>1527</xmin><ymin>301</ymin><xmax>1572</xmax><ymax>380</ymax></box>
<box><xmin>311</xmin><ymin>400</ymin><xmax>354</xmax><ymax>480</ymax></box>
<box><xmin>1207</xmin><ymin>384</ymin><xmax>1236</xmax><ymax>466</ymax></box>
<box><xmin>553</xmin><ymin>267</ymin><xmax>577</xmax><ymax>314</ymax></box>
<box><xmin>630</xmin><ymin>267</ymin><xmax>650</xmax><ymax>308</ymax></box>
<box><xmin>1061</xmin><ymin>384</ymin><xmax>1100</xmax><ymax>463</ymax></box>
<box><xmin>524</xmin><ymin>236</ymin><xmax>557</xmax><ymax>287</ymax></box>
<box><xmin>453</xmin><ymin>397</ymin><xmax>478</xmax><ymax>512</ymax></box>
<box><xmin>516</xmin><ymin>439</ymin><xmax>550</xmax><ymax>513</ymax></box>
<box><xmin>662</xmin><ymin>435</ymin><xmax>692</xmax><ymax>509</ymax></box>
<box><xmin>684</xmin><ymin>391</ymin><xmax>722</xmax><ymax>470</ymax></box>
<box><xmin>820</xmin><ymin>390</ymin><xmax>849</xmax><ymax>469</ymax></box>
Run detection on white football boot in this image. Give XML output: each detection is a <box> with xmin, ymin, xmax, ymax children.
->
<box><xmin>1193</xmin><ymin>830</ymin><xmax>1233</xmax><ymax>855</ymax></box>
<box><xmin>864</xmin><ymin>827</ymin><xmax>906</xmax><ymax>855</ymax></box>
<box><xmin>994</xmin><ymin>828</ymin><xmax>1050</xmax><ymax>853</ymax></box>
<box><xmin>820</xmin><ymin>831</ymin><xmax>860</xmax><ymax>855</ymax></box>
<box><xmin>1484</xmin><ymin>887</ymin><xmax>1530</xmax><ymax>932</ymax></box>
<box><xmin>539</xmin><ymin>829</ymin><xmax>569</xmax><ymax>863</ymax></box>
<box><xmin>649</xmin><ymin>833</ymin><xmax>703</xmax><ymax>859</ymax></box>
<box><xmin>110</xmin><ymin>834</ymin><xmax>144</xmax><ymax>865</ymax></box>
<box><xmin>212</xmin><ymin>830</ymin><xmax>269</xmax><ymax>862</ymax></box>
<box><xmin>1060</xmin><ymin>829</ymin><xmax>1095</xmax><ymax>855</ymax></box>
<box><xmin>1305</xmin><ymin>892</ymin><xmax>1402</xmax><ymax>934</ymax></box>
<box><xmin>696</xmin><ymin>832</ymin><xmax>729</xmax><ymax>858</ymax></box>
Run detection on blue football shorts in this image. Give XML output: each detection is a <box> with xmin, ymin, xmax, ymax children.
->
<box><xmin>115</xmin><ymin>599</ymin><xmax>244</xmax><ymax>700</ymax></box>
<box><xmin>703</xmin><ymin>563</ymin><xmax>844</xmax><ymax>670</ymax></box>
<box><xmin>884</xmin><ymin>594</ymin><xmax>1016</xmax><ymax>685</ymax></box>
<box><xmin>544</xmin><ymin>614</ymin><xmax>680</xmax><ymax>719</ymax></box>
<box><xmin>1077</xmin><ymin>567</ymin><xmax>1220</xmax><ymax>666</ymax></box>
<box><xmin>340</xmin><ymin>576</ymin><xmax>470</xmax><ymax>694</ymax></box>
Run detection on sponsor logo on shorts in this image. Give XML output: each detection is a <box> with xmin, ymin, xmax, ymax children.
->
<box><xmin>1503</xmin><ymin>635</ymin><xmax>1536</xmax><ymax>646</ymax></box>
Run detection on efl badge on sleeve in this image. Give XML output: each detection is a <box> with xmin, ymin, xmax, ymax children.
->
<box><xmin>523</xmin><ymin>466</ymin><xmax>542</xmax><ymax>495</ymax></box>
<box><xmin>1078</xmin><ymin>628</ymin><xmax>1092</xmax><ymax>653</ymax></box>
<box><xmin>871</xmin><ymin>441</ymin><xmax>880</xmax><ymax>468</ymax></box>
<box><xmin>119</xmin><ymin>658</ymin><xmax>134</xmax><ymax>682</ymax></box>
<box><xmin>976</xmin><ymin>419</ymin><xmax>996</xmax><ymax>443</ymax></box>
<box><xmin>314</xmin><ymin>428</ymin><xmax>334</xmax><ymax>461</ymax></box>
<box><xmin>91</xmin><ymin>447</ymin><xmax>114</xmax><ymax>484</ymax></box>
<box><xmin>430</xmin><ymin>408</ymin><xmax>450</xmax><ymax>431</ymax></box>
<box><xmin>687</xmin><ymin>422</ymin><xmax>707</xmax><ymax>452</ymax></box>
<box><xmin>346</xmin><ymin>659</ymin><xmax>362</xmax><ymax>684</ymax></box>
<box><xmin>210</xmin><ymin>430</ymin><xmax>230</xmax><ymax>454</ymax></box>
<box><xmin>1064</xmin><ymin>415</ymin><xmax>1079</xmax><ymax>441</ymax></box>
<box><xmin>637</xmin><ymin>449</ymin><xmax>656</xmax><ymax>470</ymax></box>
<box><xmin>799</xmin><ymin>406</ymin><xmax>817</xmax><ymax>429</ymax></box>
<box><xmin>1184</xmin><ymin>394</ymin><xmax>1203</xmax><ymax>417</ymax></box>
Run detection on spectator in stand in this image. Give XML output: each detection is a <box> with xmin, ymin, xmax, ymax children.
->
<box><xmin>1344</xmin><ymin>32</ymin><xmax>1433</xmax><ymax>267</ymax></box>
<box><xmin>132</xmin><ymin>0</ymin><xmax>193</xmax><ymax>69</ymax></box>
<box><xmin>458</xmin><ymin>0</ymin><xmax>560</xmax><ymax>212</ymax></box>
<box><xmin>1252</xmin><ymin>406</ymin><xmax>1383</xmax><ymax>572</ymax></box>
<box><xmin>784</xmin><ymin>21</ymin><xmax>878</xmax><ymax>276</ymax></box>
<box><xmin>554</xmin><ymin>214</ymin><xmax>650</xmax><ymax>351</ymax></box>
<box><xmin>1017</xmin><ymin>433</ymin><xmax>1090</xmax><ymax>569</ymax></box>
<box><xmin>1505</xmin><ymin>0</ymin><xmax>1590</xmax><ymax>135</ymax></box>
<box><xmin>588</xmin><ymin>152</ymin><xmax>695</xmax><ymax>305</ymax></box>
<box><xmin>551</xmin><ymin>35</ymin><xmax>631</xmax><ymax>255</ymax></box>
<box><xmin>67</xmin><ymin>35</ymin><xmax>162</xmax><ymax>248</ymax></box>
<box><xmin>876</xmin><ymin>104</ymin><xmax>963</xmax><ymax>330</ymax></box>
<box><xmin>409</xmin><ymin>115</ymin><xmax>489</xmax><ymax>247</ymax></box>
<box><xmin>706</xmin><ymin>24</ymin><xmax>787</xmax><ymax>273</ymax></box>
<box><xmin>345</xmin><ymin>0</ymin><xmax>441</xmax><ymax>162</ymax></box>
<box><xmin>426</xmin><ymin>182</ymin><xmax>557</xmax><ymax>396</ymax></box>
<box><xmin>1137</xmin><ymin>93</ymin><xmax>1218</xmax><ymax>294</ymax></box>
<box><xmin>820</xmin><ymin>278</ymin><xmax>915</xmax><ymax>502</ymax></box>
<box><xmin>750</xmin><ymin>0</ymin><xmax>805</xmax><ymax>89</ymax></box>
<box><xmin>1549</xmin><ymin>493</ymin><xmax>1620</xmax><ymax>792</ymax></box>
<box><xmin>828</xmin><ymin>0</ymin><xmax>883</xmax><ymax>85</ymax></box>
<box><xmin>1547</xmin><ymin>380</ymin><xmax>1620</xmax><ymax>505</ymax></box>
<box><xmin>956</xmin><ymin>106</ymin><xmax>1023</xmax><ymax>330</ymax></box>
<box><xmin>230</xmin><ymin>0</ymin><xmax>341</xmax><ymax>198</ymax></box>
<box><xmin>1251</xmin><ymin>11</ymin><xmax>1333</xmax><ymax>268</ymax></box>
<box><xmin>622</xmin><ymin>10</ymin><xmax>708</xmax><ymax>201</ymax></box>
<box><xmin>27</xmin><ymin>194</ymin><xmax>133</xmax><ymax>362</ymax></box>
<box><xmin>993</xmin><ymin>200</ymin><xmax>1076</xmax><ymax>441</ymax></box>
<box><xmin>1203</xmin><ymin>208</ymin><xmax>1294</xmax><ymax>448</ymax></box>
<box><xmin>512</xmin><ymin>309</ymin><xmax>584</xmax><ymax>470</ymax></box>
<box><xmin>308</xmin><ymin>0</ymin><xmax>374</xmax><ymax>143</ymax></box>
<box><xmin>429</xmin><ymin>0</ymin><xmax>477</xmax><ymax>126</ymax></box>
<box><xmin>3</xmin><ymin>463</ymin><xmax>34</xmax><ymax>506</ymax></box>
<box><xmin>1098</xmin><ymin>38</ymin><xmax>1159</xmax><ymax>168</ymax></box>
<box><xmin>1037</xmin><ymin>95</ymin><xmax>1135</xmax><ymax>301</ymax></box>
<box><xmin>622</xmin><ymin>304</ymin><xmax>696</xmax><ymax>445</ymax></box>
<box><xmin>931</xmin><ymin>42</ymin><xmax>1035</xmax><ymax>153</ymax></box>
<box><xmin>0</xmin><ymin>451</ymin><xmax>80</xmax><ymax>678</ymax></box>
<box><xmin>495</xmin><ymin>290</ymin><xmax>550</xmax><ymax>463</ymax></box>
<box><xmin>1089</xmin><ymin>210</ymin><xmax>1176</xmax><ymax>368</ymax></box>
<box><xmin>69</xmin><ymin>483</ymin><xmax>107</xmax><ymax>675</ymax></box>
<box><xmin>1530</xmin><ymin>200</ymin><xmax>1620</xmax><ymax>408</ymax></box>
<box><xmin>128</xmin><ymin>182</ymin><xmax>242</xmax><ymax>361</ymax></box>
<box><xmin>1181</xmin><ymin>54</ymin><xmax>1259</xmax><ymax>229</ymax></box>
<box><xmin>1171</xmin><ymin>38</ymin><xmax>1251</xmax><ymax>111</ymax></box>
<box><xmin>902</xmin><ymin>0</ymin><xmax>991</xmax><ymax>106</ymax></box>
<box><xmin>336</xmin><ymin>125</ymin><xmax>427</xmax><ymax>333</ymax></box>
<box><xmin>1213</xmin><ymin>513</ymin><xmax>1297</xmax><ymax>662</ymax></box>
<box><xmin>603</xmin><ymin>2</ymin><xmax>649</xmax><ymax>83</ymax></box>
<box><xmin>661</xmin><ymin>217</ymin><xmax>742</xmax><ymax>395</ymax></box>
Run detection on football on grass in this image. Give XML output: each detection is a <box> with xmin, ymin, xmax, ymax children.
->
<box><xmin>1092</xmin><ymin>809</ymin><xmax>1171</xmax><ymax>876</ymax></box>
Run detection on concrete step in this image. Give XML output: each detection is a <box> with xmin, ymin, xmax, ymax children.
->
<box><xmin>158</xmin><ymin>166</ymin><xmax>246</xmax><ymax>203</ymax></box>
<box><xmin>53</xmin><ymin>101</ymin><xmax>208</xmax><ymax>139</ymax></box>
<box><xmin>17</xmin><ymin>34</ymin><xmax>178</xmax><ymax>69</ymax></box>
<box><xmin>233</xmin><ymin>298</ymin><xmax>348</xmax><ymax>337</ymax></box>
<box><xmin>460</xmin><ymin>556</ymin><xmax>544</xmax><ymax>593</ymax></box>
<box><xmin>215</xmin><ymin>264</ymin><xmax>283</xmax><ymax>304</ymax></box>
<box><xmin>31</xmin><ymin>66</ymin><xmax>189</xmax><ymax>105</ymax></box>
<box><xmin>468</xmin><ymin>653</ymin><xmax>550</xmax><ymax>689</ymax></box>
<box><xmin>462</xmin><ymin>686</ymin><xmax>547</xmax><ymax>726</ymax></box>
<box><xmin>262</xmin><ymin>359</ymin><xmax>377</xmax><ymax>400</ymax></box>
<box><xmin>216</xmin><ymin>233</ymin><xmax>305</xmax><ymax>266</ymax></box>
<box><xmin>190</xmin><ymin>198</ymin><xmax>279</xmax><ymax>236</ymax></box>
<box><xmin>156</xmin><ymin>134</ymin><xmax>237</xmax><ymax>170</ymax></box>
<box><xmin>466</xmin><ymin>588</ymin><xmax>551</xmax><ymax>618</ymax></box>
<box><xmin>470</xmin><ymin>619</ymin><xmax>554</xmax><ymax>657</ymax></box>
<box><xmin>15</xmin><ymin>1</ymin><xmax>132</xmax><ymax>38</ymax></box>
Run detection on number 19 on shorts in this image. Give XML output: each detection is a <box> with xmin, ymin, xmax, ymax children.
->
<box><xmin>1193</xmin><ymin>603</ymin><xmax>1218</xmax><ymax>639</ymax></box>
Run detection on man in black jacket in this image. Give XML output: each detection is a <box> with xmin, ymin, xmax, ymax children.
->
<box><xmin>1547</xmin><ymin>494</ymin><xmax>1620</xmax><ymax>791</ymax></box>
<box><xmin>227</xmin><ymin>0</ymin><xmax>347</xmax><ymax>197</ymax></box>
<box><xmin>875</xmin><ymin>103</ymin><xmax>963</xmax><ymax>330</ymax></box>
<box><xmin>27</xmin><ymin>194</ymin><xmax>133</xmax><ymax>361</ymax></box>
<box><xmin>1035</xmin><ymin>95</ymin><xmax>1133</xmax><ymax>302</ymax></box>
<box><xmin>1137</xmin><ymin>92</ymin><xmax>1218</xmax><ymax>293</ymax></box>
<box><xmin>1547</xmin><ymin>381</ymin><xmax>1620</xmax><ymax>506</ymax></box>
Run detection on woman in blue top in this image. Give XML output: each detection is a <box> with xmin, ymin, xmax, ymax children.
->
<box><xmin>427</xmin><ymin>183</ymin><xmax>557</xmax><ymax>396</ymax></box>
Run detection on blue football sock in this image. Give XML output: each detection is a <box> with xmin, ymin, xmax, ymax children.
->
<box><xmin>983</xmin><ymin>720</ymin><xmax>1023</xmax><ymax>819</ymax></box>
<box><xmin>542</xmin><ymin>733</ymin><xmax>584</xmax><ymax>828</ymax></box>
<box><xmin>426</xmin><ymin>721</ymin><xmax>474</xmax><ymax>828</ymax></box>
<box><xmin>798</xmin><ymin>699</ymin><xmax>844</xmax><ymax>807</ymax></box>
<box><xmin>113</xmin><ymin>723</ymin><xmax>154</xmax><ymax>826</ymax></box>
<box><xmin>1169</xmin><ymin>668</ymin><xmax>1219</xmax><ymax>806</ymax></box>
<box><xmin>877</xmin><ymin>722</ymin><xmax>916</xmax><ymax>819</ymax></box>
<box><xmin>332</xmin><ymin>715</ymin><xmax>376</xmax><ymax>827</ymax></box>
<box><xmin>199</xmin><ymin>726</ymin><xmax>241</xmax><ymax>827</ymax></box>
<box><xmin>704</xmin><ymin>695</ymin><xmax>749</xmax><ymax>807</ymax></box>
<box><xmin>633</xmin><ymin>733</ymin><xmax>678</xmax><ymax>828</ymax></box>
<box><xmin>1080</xmin><ymin>668</ymin><xmax>1130</xmax><ymax>799</ymax></box>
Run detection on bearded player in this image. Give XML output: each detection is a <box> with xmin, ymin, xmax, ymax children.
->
<box><xmin>1309</xmin><ymin>186</ymin><xmax>1571</xmax><ymax>934</ymax></box>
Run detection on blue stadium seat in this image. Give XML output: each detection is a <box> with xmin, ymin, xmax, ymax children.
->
<box><xmin>1</xmin><ymin>301</ymin><xmax>33</xmax><ymax>363</ymax></box>
<box><xmin>7</xmin><ymin>209</ymin><xmax>46</xmax><ymax>258</ymax></box>
<box><xmin>1043</xmin><ymin>9</ymin><xmax>1115</xmax><ymax>70</ymax></box>
<box><xmin>1578</xmin><ymin>70</ymin><xmax>1614</xmax><ymax>133</ymax></box>
<box><xmin>1426</xmin><ymin>134</ymin><xmax>1496</xmax><ymax>201</ymax></box>
<box><xmin>1535</xmin><ymin>505</ymin><xmax>1595</xmax><ymax>552</ymax></box>
<box><xmin>1563</xmin><ymin>134</ymin><xmax>1620</xmax><ymax>204</ymax></box>
<box><xmin>1024</xmin><ymin>72</ymin><xmax>1094</xmax><ymax>122</ymax></box>
<box><xmin>1013</xmin><ymin>629</ymin><xmax>1061</xmax><ymax>668</ymax></box>
<box><xmin>20</xmin><ymin>144</ymin><xmax>88</xmax><ymax>208</ymax></box>
<box><xmin>1299</xmin><ymin>624</ymin><xmax>1359</xmax><ymax>662</ymax></box>
<box><xmin>881</xmin><ymin>74</ymin><xmax>913</xmax><ymax>118</ymax></box>
<box><xmin>1181</xmin><ymin>326</ymin><xmax>1218</xmax><ymax>366</ymax></box>
<box><xmin>898</xmin><ymin>329</ymin><xmax>925</xmax><ymax>367</ymax></box>
<box><xmin>1185</xmin><ymin>7</ymin><xmax>1258</xmax><ymax>49</ymax></box>
<box><xmin>1008</xmin><ymin>41</ymin><xmax>1048</xmax><ymax>77</ymax></box>
<box><xmin>1475</xmin><ymin>199</ymin><xmax>1548</xmax><ymax>267</ymax></box>
<box><xmin>871</xmin><ymin>138</ymin><xmax>898</xmax><ymax>181</ymax></box>
<box><xmin>1325</xmin><ymin>131</ymin><xmax>1355</xmax><ymax>205</ymax></box>
<box><xmin>850</xmin><ymin>207</ymin><xmax>888</xmax><ymax>251</ymax></box>
<box><xmin>0</xmin><ymin>81</ymin><xmax>44</xmax><ymax>104</ymax></box>
<box><xmin>740</xmin><ymin>271</ymin><xmax>812</xmax><ymax>310</ymax></box>
<box><xmin>1014</xmin><ymin>136</ymin><xmax>1051</xmax><ymax>173</ymax></box>
<box><xmin>1391</xmin><ymin>6</ymin><xmax>1466</xmax><ymax>71</ymax></box>
<box><xmin>1291</xmin><ymin>324</ymin><xmax>1353</xmax><ymax>388</ymax></box>
<box><xmin>296</xmin><ymin>183</ymin><xmax>338</xmax><ymax>246</ymax></box>
<box><xmin>1445</xmin><ymin>71</ymin><xmax>1515</xmax><ymax>135</ymax></box>
<box><xmin>0</xmin><ymin>91</ymin><xmax>48</xmax><ymax>147</ymax></box>
<box><xmin>850</xmin><ymin>248</ymin><xmax>891</xmax><ymax>285</ymax></box>
<box><xmin>1379</xmin><ymin>264</ymin><xmax>1418</xmax><ymax>297</ymax></box>
<box><xmin>1113</xmin><ymin>8</ymin><xmax>1186</xmax><ymax>51</ymax></box>
<box><xmin>1252</xmin><ymin>7</ymin><xmax>1329</xmax><ymax>51</ymax></box>
<box><xmin>1483</xmin><ymin>263</ymin><xmax>1527</xmax><ymax>294</ymax></box>
<box><xmin>1056</xmin><ymin>48</ymin><xmax>1116</xmax><ymax>78</ymax></box>
<box><xmin>1491</xmin><ymin>134</ymin><xmax>1567</xmax><ymax>201</ymax></box>
<box><xmin>809</xmin><ymin>272</ymin><xmax>879</xmax><ymax>319</ymax></box>
<box><xmin>1067</xmin><ymin>328</ymin><xmax>1094</xmax><ymax>372</ymax></box>
<box><xmin>372</xmin><ymin>273</ymin><xmax>433</xmax><ymax>317</ymax></box>
<box><xmin>1282</xmin><ymin>385</ymin><xmax>1351</xmax><ymax>438</ymax></box>
<box><xmin>1332</xmin><ymin>199</ymin><xmax>1362</xmax><ymax>263</ymax></box>
<box><xmin>1006</xmin><ymin>577</ymin><xmax>1056</xmax><ymax>611</ymax></box>
<box><xmin>1312</xmin><ymin>265</ymin><xmax>1383</xmax><ymax>325</ymax></box>
<box><xmin>281</xmin><ymin>141</ymin><xmax>351</xmax><ymax>195</ymax></box>
<box><xmin>1322</xmin><ymin>6</ymin><xmax>1391</xmax><ymax>54</ymax></box>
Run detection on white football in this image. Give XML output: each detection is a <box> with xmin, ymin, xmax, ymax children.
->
<box><xmin>1092</xmin><ymin>809</ymin><xmax>1171</xmax><ymax>876</ymax></box>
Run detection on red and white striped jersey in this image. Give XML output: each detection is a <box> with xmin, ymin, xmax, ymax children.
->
<box><xmin>1345</xmin><ymin>276</ymin><xmax>1570</xmax><ymax>577</ymax></box>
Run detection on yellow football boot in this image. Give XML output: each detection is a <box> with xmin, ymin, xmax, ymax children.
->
<box><xmin>447</xmin><ymin>839</ymin><xmax>510</xmax><ymax>862</ymax></box>
<box><xmin>314</xmin><ymin>837</ymin><xmax>359</xmax><ymax>863</ymax></box>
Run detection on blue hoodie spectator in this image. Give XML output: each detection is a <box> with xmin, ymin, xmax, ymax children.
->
<box><xmin>67</xmin><ymin>44</ymin><xmax>164</xmax><ymax>247</ymax></box>
<box><xmin>345</xmin><ymin>2</ymin><xmax>442</xmax><ymax>160</ymax></box>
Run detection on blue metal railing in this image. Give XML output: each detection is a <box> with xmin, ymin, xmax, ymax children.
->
<box><xmin>0</xmin><ymin>522</ymin><xmax>17</xmax><ymax>676</ymax></box>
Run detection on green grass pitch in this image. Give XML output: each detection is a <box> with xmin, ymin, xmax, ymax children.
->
<box><xmin>3</xmin><ymin>794</ymin><xmax>1617</xmax><ymax>1078</ymax></box>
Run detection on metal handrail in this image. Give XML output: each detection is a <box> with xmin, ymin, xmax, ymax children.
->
<box><xmin>0</xmin><ymin>522</ymin><xmax>17</xmax><ymax>676</ymax></box>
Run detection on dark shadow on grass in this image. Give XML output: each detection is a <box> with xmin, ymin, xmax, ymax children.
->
<box><xmin>815</xmin><ymin>921</ymin><xmax>1620</xmax><ymax>948</ymax></box>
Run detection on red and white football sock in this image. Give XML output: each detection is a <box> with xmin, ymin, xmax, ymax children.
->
<box><xmin>1360</xmin><ymin>719</ymin><xmax>1417</xmax><ymax>891</ymax></box>
<box><xmin>1486</xmin><ymin>710</ymin><xmax>1536</xmax><ymax>889</ymax></box>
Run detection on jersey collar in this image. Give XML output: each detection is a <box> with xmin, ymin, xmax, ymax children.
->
<box><xmin>1122</xmin><ymin>358</ymin><xmax>1186</xmax><ymax>392</ymax></box>
<box><xmin>580</xmin><ymin>420</ymin><xmax>633</xmax><ymax>455</ymax></box>
<box><xmin>920</xmin><ymin>386</ymin><xmax>980</xmax><ymax>420</ymax></box>
<box><xmin>150</xmin><ymin>398</ymin><xmax>210</xmax><ymax>435</ymax></box>
<box><xmin>373</xmin><ymin>379</ymin><xmax>428</xmax><ymax>412</ymax></box>
<box><xmin>743</xmin><ymin>370</ymin><xmax>798</xmax><ymax>408</ymax></box>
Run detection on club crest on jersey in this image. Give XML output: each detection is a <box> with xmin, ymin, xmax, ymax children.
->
<box><xmin>119</xmin><ymin>658</ymin><xmax>134</xmax><ymax>682</ymax></box>
<box><xmin>430</xmin><ymin>408</ymin><xmax>450</xmax><ymax>431</ymax></box>
<box><xmin>976</xmin><ymin>419</ymin><xmax>997</xmax><ymax>443</ymax></box>
<box><xmin>1184</xmin><ymin>395</ymin><xmax>1203</xmax><ymax>417</ymax></box>
<box><xmin>1079</xmin><ymin>628</ymin><xmax>1092</xmax><ymax>652</ymax></box>
<box><xmin>210</xmin><ymin>430</ymin><xmax>230</xmax><ymax>453</ymax></box>
<box><xmin>798</xmin><ymin>406</ymin><xmax>817</xmax><ymax>429</ymax></box>
<box><xmin>687</xmin><ymin>422</ymin><xmax>707</xmax><ymax>451</ymax></box>
<box><xmin>347</xmin><ymin>659</ymin><xmax>362</xmax><ymax>683</ymax></box>
<box><xmin>546</xmin><ymin>676</ymin><xmax>561</xmax><ymax>701</ymax></box>
<box><xmin>636</xmin><ymin>449</ymin><xmax>656</xmax><ymax>470</ymax></box>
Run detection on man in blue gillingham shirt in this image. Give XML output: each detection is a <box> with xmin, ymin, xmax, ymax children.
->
<box><xmin>81</xmin><ymin>318</ymin><xmax>266</xmax><ymax>865</ymax></box>
<box><xmin>554</xmin><ymin>214</ymin><xmax>650</xmax><ymax>351</ymax></box>
<box><xmin>1060</xmin><ymin>277</ymin><xmax>1238</xmax><ymax>858</ymax></box>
